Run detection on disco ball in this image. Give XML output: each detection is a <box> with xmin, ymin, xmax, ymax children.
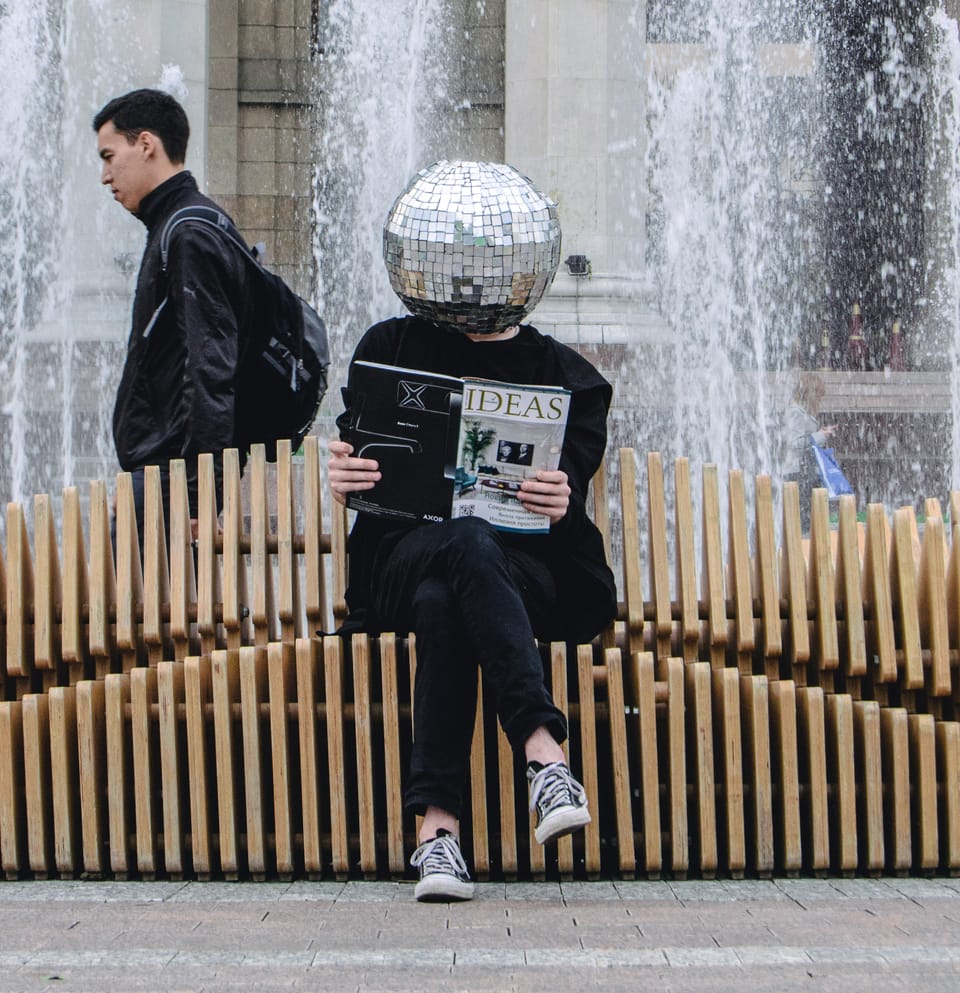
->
<box><xmin>382</xmin><ymin>160</ymin><xmax>562</xmax><ymax>333</ymax></box>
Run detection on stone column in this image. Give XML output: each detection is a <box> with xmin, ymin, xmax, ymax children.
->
<box><xmin>504</xmin><ymin>0</ymin><xmax>659</xmax><ymax>348</ymax></box>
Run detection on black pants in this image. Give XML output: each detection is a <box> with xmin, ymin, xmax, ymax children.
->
<box><xmin>371</xmin><ymin>517</ymin><xmax>567</xmax><ymax>819</ymax></box>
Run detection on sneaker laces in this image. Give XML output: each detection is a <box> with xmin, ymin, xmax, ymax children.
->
<box><xmin>410</xmin><ymin>832</ymin><xmax>469</xmax><ymax>878</ymax></box>
<box><xmin>528</xmin><ymin>762</ymin><xmax>586</xmax><ymax>814</ymax></box>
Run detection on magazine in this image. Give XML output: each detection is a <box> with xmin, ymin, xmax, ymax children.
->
<box><xmin>452</xmin><ymin>378</ymin><xmax>570</xmax><ymax>533</ymax></box>
<box><xmin>343</xmin><ymin>360</ymin><xmax>464</xmax><ymax>523</ymax></box>
<box><xmin>342</xmin><ymin>363</ymin><xmax>570</xmax><ymax>533</ymax></box>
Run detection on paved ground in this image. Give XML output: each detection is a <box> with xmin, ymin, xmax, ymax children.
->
<box><xmin>1</xmin><ymin>877</ymin><xmax>959</xmax><ymax>992</ymax></box>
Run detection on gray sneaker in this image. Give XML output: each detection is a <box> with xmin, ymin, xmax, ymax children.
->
<box><xmin>527</xmin><ymin>761</ymin><xmax>591</xmax><ymax>844</ymax></box>
<box><xmin>410</xmin><ymin>829</ymin><xmax>475</xmax><ymax>902</ymax></box>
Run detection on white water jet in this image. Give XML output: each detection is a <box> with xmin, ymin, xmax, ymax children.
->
<box><xmin>313</xmin><ymin>0</ymin><xmax>455</xmax><ymax>394</ymax></box>
<box><xmin>925</xmin><ymin>7</ymin><xmax>960</xmax><ymax>493</ymax></box>
<box><xmin>644</xmin><ymin>4</ymin><xmax>817</xmax><ymax>489</ymax></box>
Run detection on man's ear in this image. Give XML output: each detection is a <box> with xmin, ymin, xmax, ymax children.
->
<box><xmin>137</xmin><ymin>129</ymin><xmax>165</xmax><ymax>162</ymax></box>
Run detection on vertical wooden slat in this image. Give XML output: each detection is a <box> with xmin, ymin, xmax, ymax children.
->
<box><xmin>114</xmin><ymin>472</ymin><xmax>143</xmax><ymax>670</ymax></box>
<box><xmin>634</xmin><ymin>652</ymin><xmax>661</xmax><ymax>875</ymax></box>
<box><xmin>169</xmin><ymin>460</ymin><xmax>197</xmax><ymax>661</ymax></box>
<box><xmin>880</xmin><ymin>707</ymin><xmax>912</xmax><ymax>872</ymax></box>
<box><xmin>268</xmin><ymin>642</ymin><xmax>296</xmax><ymax>877</ymax></box>
<box><xmin>753</xmin><ymin>475</ymin><xmax>781</xmax><ymax>672</ymax></box>
<box><xmin>351</xmin><ymin>633</ymin><xmax>377</xmax><ymax>877</ymax></box>
<box><xmin>780</xmin><ymin>482</ymin><xmax>809</xmax><ymax>673</ymax></box>
<box><xmin>664</xmin><ymin>658</ymin><xmax>688</xmax><ymax>875</ymax></box>
<box><xmin>6</xmin><ymin>501</ymin><xmax>34</xmax><ymax>683</ymax></box>
<box><xmin>727</xmin><ymin>470</ymin><xmax>754</xmax><ymax>675</ymax></box>
<box><xmin>33</xmin><ymin>493</ymin><xmax>62</xmax><ymax>679</ymax></box>
<box><xmin>131</xmin><ymin>666</ymin><xmax>160</xmax><ymax>876</ymax></box>
<box><xmin>918</xmin><ymin>513</ymin><xmax>952</xmax><ymax>698</ymax></box>
<box><xmin>303</xmin><ymin>437</ymin><xmax>328</xmax><ymax>636</ymax></box>
<box><xmin>276</xmin><ymin>440</ymin><xmax>303</xmax><ymax>645</ymax></box>
<box><xmin>157</xmin><ymin>660</ymin><xmax>188</xmax><ymax>876</ymax></box>
<box><xmin>740</xmin><ymin>675</ymin><xmax>774</xmax><ymax>876</ymax></box>
<box><xmin>184</xmin><ymin>656</ymin><xmax>215</xmax><ymax>878</ymax></box>
<box><xmin>379</xmin><ymin>633</ymin><xmax>405</xmax><ymax>876</ymax></box>
<box><xmin>221</xmin><ymin>448</ymin><xmax>246</xmax><ymax>651</ymax></box>
<box><xmin>240</xmin><ymin>645</ymin><xmax>269</xmax><ymax>876</ymax></box>
<box><xmin>937</xmin><ymin>722</ymin><xmax>960</xmax><ymax>871</ymax></box>
<box><xmin>61</xmin><ymin>487</ymin><xmax>90</xmax><ymax>676</ymax></box>
<box><xmin>835</xmin><ymin>494</ymin><xmax>867</xmax><ymax>684</ymax></box>
<box><xmin>330</xmin><ymin>503</ymin><xmax>350</xmax><ymax>631</ymax></box>
<box><xmin>591</xmin><ymin>461</ymin><xmax>617</xmax><ymax>650</ymax></box>
<box><xmin>686</xmin><ymin>662</ymin><xmax>717</xmax><ymax>876</ymax></box>
<box><xmin>23</xmin><ymin>694</ymin><xmax>53</xmax><ymax>875</ymax></box>
<box><xmin>909</xmin><ymin>713</ymin><xmax>939</xmax><ymax>871</ymax></box>
<box><xmin>701</xmin><ymin>465</ymin><xmax>727</xmax><ymax>669</ymax></box>
<box><xmin>142</xmin><ymin>466</ymin><xmax>171</xmax><ymax>665</ymax></box>
<box><xmin>0</xmin><ymin>702</ymin><xmax>26</xmax><ymax>875</ymax></box>
<box><xmin>945</xmin><ymin>515</ymin><xmax>960</xmax><ymax>665</ymax></box>
<box><xmin>891</xmin><ymin>507</ymin><xmax>925</xmax><ymax>693</ymax></box>
<box><xmin>295</xmin><ymin>637</ymin><xmax>324</xmax><ymax>877</ymax></box>
<box><xmin>211</xmin><ymin>649</ymin><xmax>242</xmax><ymax>878</ymax></box>
<box><xmin>768</xmin><ymin>680</ymin><xmax>802</xmax><ymax>875</ymax></box>
<box><xmin>577</xmin><ymin>644</ymin><xmax>601</xmax><ymax>877</ymax></box>
<box><xmin>497</xmin><ymin>723</ymin><xmax>518</xmax><ymax>879</ymax></box>
<box><xmin>646</xmin><ymin>452</ymin><xmax>673</xmax><ymax>662</ymax></box>
<box><xmin>323</xmin><ymin>636</ymin><xmax>350</xmax><ymax>878</ymax></box>
<box><xmin>674</xmin><ymin>459</ymin><xmax>700</xmax><ymax>663</ymax></box>
<box><xmin>76</xmin><ymin>680</ymin><xmax>107</xmax><ymax>877</ymax></box>
<box><xmin>470</xmin><ymin>671</ymin><xmax>491</xmax><ymax>880</ymax></box>
<box><xmin>796</xmin><ymin>686</ymin><xmax>830</xmax><ymax>874</ymax></box>
<box><xmin>604</xmin><ymin>647</ymin><xmax>635</xmax><ymax>877</ymax></box>
<box><xmin>197</xmin><ymin>454</ymin><xmax>221</xmax><ymax>657</ymax></box>
<box><xmin>853</xmin><ymin>700</ymin><xmax>885</xmax><ymax>873</ymax></box>
<box><xmin>250</xmin><ymin>446</ymin><xmax>278</xmax><ymax>646</ymax></box>
<box><xmin>807</xmin><ymin>489</ymin><xmax>839</xmax><ymax>679</ymax></box>
<box><xmin>105</xmin><ymin>673</ymin><xmax>133</xmax><ymax>876</ymax></box>
<box><xmin>825</xmin><ymin>693</ymin><xmax>857</xmax><ymax>873</ymax></box>
<box><xmin>49</xmin><ymin>685</ymin><xmax>79</xmax><ymax>875</ymax></box>
<box><xmin>88</xmin><ymin>479</ymin><xmax>117</xmax><ymax>678</ymax></box>
<box><xmin>618</xmin><ymin>449</ymin><xmax>644</xmax><ymax>656</ymax></box>
<box><xmin>712</xmin><ymin>667</ymin><xmax>745</xmax><ymax>876</ymax></box>
<box><xmin>863</xmin><ymin>504</ymin><xmax>898</xmax><ymax>686</ymax></box>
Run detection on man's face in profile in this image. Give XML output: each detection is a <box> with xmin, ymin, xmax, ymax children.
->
<box><xmin>97</xmin><ymin>122</ymin><xmax>155</xmax><ymax>214</ymax></box>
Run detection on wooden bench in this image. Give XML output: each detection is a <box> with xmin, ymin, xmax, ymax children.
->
<box><xmin>1</xmin><ymin>438</ymin><xmax>960</xmax><ymax>880</ymax></box>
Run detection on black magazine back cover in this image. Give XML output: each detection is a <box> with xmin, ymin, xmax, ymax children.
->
<box><xmin>344</xmin><ymin>361</ymin><xmax>464</xmax><ymax>522</ymax></box>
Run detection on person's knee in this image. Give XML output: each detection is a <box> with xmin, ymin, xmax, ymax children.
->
<box><xmin>412</xmin><ymin>576</ymin><xmax>455</xmax><ymax>619</ymax></box>
<box><xmin>441</xmin><ymin>516</ymin><xmax>504</xmax><ymax>566</ymax></box>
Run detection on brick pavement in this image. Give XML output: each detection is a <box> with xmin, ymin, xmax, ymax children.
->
<box><xmin>0</xmin><ymin>877</ymin><xmax>958</xmax><ymax>992</ymax></box>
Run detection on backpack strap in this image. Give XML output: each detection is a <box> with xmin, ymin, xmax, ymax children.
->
<box><xmin>145</xmin><ymin>205</ymin><xmax>258</xmax><ymax>341</ymax></box>
<box><xmin>159</xmin><ymin>205</ymin><xmax>254</xmax><ymax>272</ymax></box>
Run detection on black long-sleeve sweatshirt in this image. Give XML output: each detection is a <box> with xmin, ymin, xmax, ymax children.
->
<box><xmin>336</xmin><ymin>316</ymin><xmax>618</xmax><ymax>644</ymax></box>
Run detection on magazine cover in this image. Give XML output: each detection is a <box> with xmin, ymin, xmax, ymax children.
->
<box><xmin>452</xmin><ymin>378</ymin><xmax>571</xmax><ymax>533</ymax></box>
<box><xmin>343</xmin><ymin>360</ymin><xmax>463</xmax><ymax>522</ymax></box>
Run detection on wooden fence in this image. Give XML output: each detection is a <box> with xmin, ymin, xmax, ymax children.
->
<box><xmin>1</xmin><ymin>436</ymin><xmax>959</xmax><ymax>881</ymax></box>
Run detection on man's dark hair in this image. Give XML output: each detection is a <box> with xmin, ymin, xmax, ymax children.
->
<box><xmin>93</xmin><ymin>89</ymin><xmax>190</xmax><ymax>165</ymax></box>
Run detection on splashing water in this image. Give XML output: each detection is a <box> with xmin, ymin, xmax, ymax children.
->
<box><xmin>312</xmin><ymin>0</ymin><xmax>455</xmax><ymax>394</ymax></box>
<box><xmin>925</xmin><ymin>8</ymin><xmax>960</xmax><ymax>492</ymax></box>
<box><xmin>644</xmin><ymin>3</ymin><xmax>818</xmax><ymax>489</ymax></box>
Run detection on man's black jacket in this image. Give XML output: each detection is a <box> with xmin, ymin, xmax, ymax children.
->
<box><xmin>113</xmin><ymin>171</ymin><xmax>254</xmax><ymax>513</ymax></box>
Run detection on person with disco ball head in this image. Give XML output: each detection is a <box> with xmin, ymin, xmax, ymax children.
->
<box><xmin>328</xmin><ymin>161</ymin><xmax>617</xmax><ymax>902</ymax></box>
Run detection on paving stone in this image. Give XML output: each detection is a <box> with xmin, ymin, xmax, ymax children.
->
<box><xmin>1</xmin><ymin>879</ymin><xmax>960</xmax><ymax>992</ymax></box>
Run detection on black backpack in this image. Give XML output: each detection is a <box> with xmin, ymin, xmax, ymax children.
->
<box><xmin>159</xmin><ymin>205</ymin><xmax>329</xmax><ymax>461</ymax></box>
